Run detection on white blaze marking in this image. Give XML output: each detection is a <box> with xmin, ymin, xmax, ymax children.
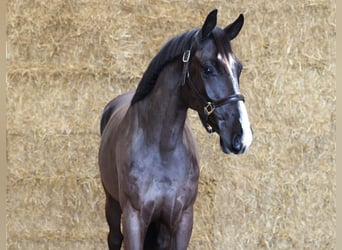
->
<box><xmin>238</xmin><ymin>102</ymin><xmax>253</xmax><ymax>149</ymax></box>
<box><xmin>218</xmin><ymin>52</ymin><xmax>253</xmax><ymax>150</ymax></box>
<box><xmin>217</xmin><ymin>53</ymin><xmax>239</xmax><ymax>93</ymax></box>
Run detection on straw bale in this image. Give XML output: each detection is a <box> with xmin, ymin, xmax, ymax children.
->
<box><xmin>7</xmin><ymin>0</ymin><xmax>335</xmax><ymax>249</ymax></box>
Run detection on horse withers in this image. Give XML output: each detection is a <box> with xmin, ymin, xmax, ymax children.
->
<box><xmin>98</xmin><ymin>9</ymin><xmax>253</xmax><ymax>250</ymax></box>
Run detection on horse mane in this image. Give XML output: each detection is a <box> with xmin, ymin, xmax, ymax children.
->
<box><xmin>131</xmin><ymin>29</ymin><xmax>198</xmax><ymax>105</ymax></box>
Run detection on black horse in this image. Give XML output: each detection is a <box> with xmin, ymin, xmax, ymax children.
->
<box><xmin>99</xmin><ymin>9</ymin><xmax>253</xmax><ymax>250</ymax></box>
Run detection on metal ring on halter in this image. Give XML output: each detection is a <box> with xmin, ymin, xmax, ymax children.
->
<box><xmin>204</xmin><ymin>102</ymin><xmax>215</xmax><ymax>116</ymax></box>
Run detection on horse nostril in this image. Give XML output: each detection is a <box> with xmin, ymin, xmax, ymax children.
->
<box><xmin>232</xmin><ymin>135</ymin><xmax>242</xmax><ymax>153</ymax></box>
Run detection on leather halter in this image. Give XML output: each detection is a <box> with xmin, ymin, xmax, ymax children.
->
<box><xmin>181</xmin><ymin>49</ymin><xmax>245</xmax><ymax>133</ymax></box>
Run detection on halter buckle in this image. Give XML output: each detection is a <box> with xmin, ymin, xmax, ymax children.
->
<box><xmin>204</xmin><ymin>102</ymin><xmax>215</xmax><ymax>116</ymax></box>
<box><xmin>182</xmin><ymin>50</ymin><xmax>191</xmax><ymax>63</ymax></box>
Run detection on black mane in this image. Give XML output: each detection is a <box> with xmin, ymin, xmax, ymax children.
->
<box><xmin>131</xmin><ymin>29</ymin><xmax>198</xmax><ymax>105</ymax></box>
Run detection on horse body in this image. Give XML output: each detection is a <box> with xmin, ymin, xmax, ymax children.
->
<box><xmin>99</xmin><ymin>60</ymin><xmax>199</xmax><ymax>249</ymax></box>
<box><xmin>99</xmin><ymin>9</ymin><xmax>253</xmax><ymax>250</ymax></box>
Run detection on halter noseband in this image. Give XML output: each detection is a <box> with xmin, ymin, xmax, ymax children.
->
<box><xmin>181</xmin><ymin>49</ymin><xmax>245</xmax><ymax>133</ymax></box>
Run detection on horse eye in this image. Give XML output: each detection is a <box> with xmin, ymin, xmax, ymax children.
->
<box><xmin>203</xmin><ymin>66</ymin><xmax>214</xmax><ymax>75</ymax></box>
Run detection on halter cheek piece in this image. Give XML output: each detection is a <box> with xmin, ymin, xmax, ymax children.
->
<box><xmin>181</xmin><ymin>49</ymin><xmax>245</xmax><ymax>133</ymax></box>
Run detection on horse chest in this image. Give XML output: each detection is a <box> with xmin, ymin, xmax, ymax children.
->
<box><xmin>120</xmin><ymin>153</ymin><xmax>199</xmax><ymax>227</ymax></box>
<box><xmin>137</xmin><ymin>175</ymin><xmax>197</xmax><ymax>228</ymax></box>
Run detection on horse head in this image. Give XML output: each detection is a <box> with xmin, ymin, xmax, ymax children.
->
<box><xmin>182</xmin><ymin>9</ymin><xmax>253</xmax><ymax>154</ymax></box>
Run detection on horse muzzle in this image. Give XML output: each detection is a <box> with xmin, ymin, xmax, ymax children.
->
<box><xmin>219</xmin><ymin>134</ymin><xmax>245</xmax><ymax>154</ymax></box>
<box><xmin>219</xmin><ymin>124</ymin><xmax>253</xmax><ymax>154</ymax></box>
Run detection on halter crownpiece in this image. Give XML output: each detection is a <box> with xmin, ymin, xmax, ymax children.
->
<box><xmin>181</xmin><ymin>49</ymin><xmax>192</xmax><ymax>86</ymax></box>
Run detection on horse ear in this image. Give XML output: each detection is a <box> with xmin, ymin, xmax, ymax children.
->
<box><xmin>224</xmin><ymin>14</ymin><xmax>244</xmax><ymax>40</ymax></box>
<box><xmin>198</xmin><ymin>9</ymin><xmax>218</xmax><ymax>41</ymax></box>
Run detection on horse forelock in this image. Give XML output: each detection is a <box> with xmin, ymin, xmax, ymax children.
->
<box><xmin>211</xmin><ymin>28</ymin><xmax>234</xmax><ymax>61</ymax></box>
<box><xmin>131</xmin><ymin>29</ymin><xmax>198</xmax><ymax>105</ymax></box>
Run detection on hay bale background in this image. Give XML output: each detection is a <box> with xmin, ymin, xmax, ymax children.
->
<box><xmin>7</xmin><ymin>0</ymin><xmax>335</xmax><ymax>249</ymax></box>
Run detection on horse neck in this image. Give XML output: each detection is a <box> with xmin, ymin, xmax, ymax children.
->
<box><xmin>132</xmin><ymin>61</ymin><xmax>187</xmax><ymax>152</ymax></box>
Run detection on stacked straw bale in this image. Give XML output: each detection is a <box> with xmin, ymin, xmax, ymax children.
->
<box><xmin>7</xmin><ymin>0</ymin><xmax>335</xmax><ymax>249</ymax></box>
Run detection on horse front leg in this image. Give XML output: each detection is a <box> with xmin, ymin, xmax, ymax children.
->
<box><xmin>172</xmin><ymin>206</ymin><xmax>194</xmax><ymax>250</ymax></box>
<box><xmin>122</xmin><ymin>203</ymin><xmax>146</xmax><ymax>250</ymax></box>
<box><xmin>105</xmin><ymin>190</ymin><xmax>123</xmax><ymax>250</ymax></box>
